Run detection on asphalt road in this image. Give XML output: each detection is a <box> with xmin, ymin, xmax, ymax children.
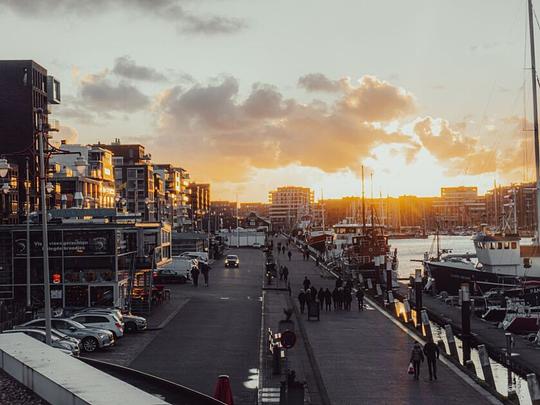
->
<box><xmin>130</xmin><ymin>247</ymin><xmax>263</xmax><ymax>405</ymax></box>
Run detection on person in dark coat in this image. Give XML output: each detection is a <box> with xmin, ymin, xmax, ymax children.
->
<box><xmin>282</xmin><ymin>266</ymin><xmax>289</xmax><ymax>281</ymax></box>
<box><xmin>345</xmin><ymin>279</ymin><xmax>353</xmax><ymax>290</ymax></box>
<box><xmin>303</xmin><ymin>276</ymin><xmax>311</xmax><ymax>291</ymax></box>
<box><xmin>288</xmin><ymin>250</ymin><xmax>292</xmax><ymax>261</ymax></box>
<box><xmin>410</xmin><ymin>342</ymin><xmax>424</xmax><ymax>380</ymax></box>
<box><xmin>356</xmin><ymin>288</ymin><xmax>365</xmax><ymax>311</ymax></box>
<box><xmin>279</xmin><ymin>265</ymin><xmax>284</xmax><ymax>280</ymax></box>
<box><xmin>344</xmin><ymin>288</ymin><xmax>352</xmax><ymax>311</ymax></box>
<box><xmin>318</xmin><ymin>288</ymin><xmax>325</xmax><ymax>310</ymax></box>
<box><xmin>282</xmin><ymin>246</ymin><xmax>286</xmax><ymax>255</ymax></box>
<box><xmin>200</xmin><ymin>262</ymin><xmax>210</xmax><ymax>287</ymax></box>
<box><xmin>337</xmin><ymin>288</ymin><xmax>344</xmax><ymax>310</ymax></box>
<box><xmin>298</xmin><ymin>289</ymin><xmax>306</xmax><ymax>313</ymax></box>
<box><xmin>324</xmin><ymin>288</ymin><xmax>332</xmax><ymax>311</ymax></box>
<box><xmin>423</xmin><ymin>338</ymin><xmax>440</xmax><ymax>380</ymax></box>
<box><xmin>190</xmin><ymin>266</ymin><xmax>200</xmax><ymax>287</ymax></box>
<box><xmin>310</xmin><ymin>285</ymin><xmax>317</xmax><ymax>301</ymax></box>
<box><xmin>332</xmin><ymin>288</ymin><xmax>339</xmax><ymax>310</ymax></box>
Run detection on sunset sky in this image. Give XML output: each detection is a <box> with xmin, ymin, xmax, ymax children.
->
<box><xmin>0</xmin><ymin>0</ymin><xmax>536</xmax><ymax>202</ymax></box>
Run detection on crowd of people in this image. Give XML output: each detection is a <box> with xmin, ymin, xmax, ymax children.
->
<box><xmin>297</xmin><ymin>276</ymin><xmax>365</xmax><ymax>313</ymax></box>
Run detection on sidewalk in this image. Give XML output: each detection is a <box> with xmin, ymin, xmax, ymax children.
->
<box><xmin>279</xmin><ymin>238</ymin><xmax>499</xmax><ymax>405</ymax></box>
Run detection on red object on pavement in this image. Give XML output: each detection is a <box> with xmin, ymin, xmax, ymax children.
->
<box><xmin>214</xmin><ymin>375</ymin><xmax>234</xmax><ymax>405</ymax></box>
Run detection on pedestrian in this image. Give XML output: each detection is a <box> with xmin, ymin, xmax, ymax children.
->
<box><xmin>298</xmin><ymin>289</ymin><xmax>306</xmax><ymax>314</ymax></box>
<box><xmin>410</xmin><ymin>342</ymin><xmax>424</xmax><ymax>380</ymax></box>
<box><xmin>279</xmin><ymin>265</ymin><xmax>284</xmax><ymax>280</ymax></box>
<box><xmin>332</xmin><ymin>288</ymin><xmax>339</xmax><ymax>310</ymax></box>
<box><xmin>315</xmin><ymin>256</ymin><xmax>320</xmax><ymax>267</ymax></box>
<box><xmin>345</xmin><ymin>279</ymin><xmax>353</xmax><ymax>290</ymax></box>
<box><xmin>190</xmin><ymin>266</ymin><xmax>200</xmax><ymax>287</ymax></box>
<box><xmin>310</xmin><ymin>285</ymin><xmax>317</xmax><ymax>301</ymax></box>
<box><xmin>282</xmin><ymin>246</ymin><xmax>286</xmax><ymax>255</ymax></box>
<box><xmin>282</xmin><ymin>266</ymin><xmax>289</xmax><ymax>282</ymax></box>
<box><xmin>303</xmin><ymin>276</ymin><xmax>311</xmax><ymax>291</ymax></box>
<box><xmin>318</xmin><ymin>288</ymin><xmax>325</xmax><ymax>310</ymax></box>
<box><xmin>288</xmin><ymin>250</ymin><xmax>292</xmax><ymax>261</ymax></box>
<box><xmin>423</xmin><ymin>338</ymin><xmax>440</xmax><ymax>381</ymax></box>
<box><xmin>324</xmin><ymin>288</ymin><xmax>332</xmax><ymax>311</ymax></box>
<box><xmin>356</xmin><ymin>288</ymin><xmax>365</xmax><ymax>311</ymax></box>
<box><xmin>200</xmin><ymin>262</ymin><xmax>210</xmax><ymax>287</ymax></box>
<box><xmin>344</xmin><ymin>288</ymin><xmax>352</xmax><ymax>311</ymax></box>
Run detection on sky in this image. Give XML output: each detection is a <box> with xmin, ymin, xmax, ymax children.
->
<box><xmin>0</xmin><ymin>0</ymin><xmax>537</xmax><ymax>202</ymax></box>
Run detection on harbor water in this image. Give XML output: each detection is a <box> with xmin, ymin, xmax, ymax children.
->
<box><xmin>391</xmin><ymin>235</ymin><xmax>531</xmax><ymax>403</ymax></box>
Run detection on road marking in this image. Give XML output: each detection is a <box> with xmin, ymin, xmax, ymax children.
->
<box><xmin>157</xmin><ymin>298</ymin><xmax>190</xmax><ymax>329</ymax></box>
<box><xmin>220</xmin><ymin>297</ymin><xmax>230</xmax><ymax>300</ymax></box>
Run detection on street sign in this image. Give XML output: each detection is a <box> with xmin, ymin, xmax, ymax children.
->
<box><xmin>280</xmin><ymin>330</ymin><xmax>296</xmax><ymax>349</ymax></box>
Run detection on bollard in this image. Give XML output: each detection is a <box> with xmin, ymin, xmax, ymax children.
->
<box><xmin>420</xmin><ymin>309</ymin><xmax>432</xmax><ymax>339</ymax></box>
<box><xmin>506</xmin><ymin>333</ymin><xmax>517</xmax><ymax>401</ymax></box>
<box><xmin>386</xmin><ymin>259</ymin><xmax>392</xmax><ymax>293</ymax></box>
<box><xmin>387</xmin><ymin>291</ymin><xmax>395</xmax><ymax>311</ymax></box>
<box><xmin>527</xmin><ymin>373</ymin><xmax>540</xmax><ymax>405</ymax></box>
<box><xmin>214</xmin><ymin>375</ymin><xmax>234</xmax><ymax>405</ymax></box>
<box><xmin>403</xmin><ymin>299</ymin><xmax>411</xmax><ymax>323</ymax></box>
<box><xmin>436</xmin><ymin>339</ymin><xmax>447</xmax><ymax>355</ymax></box>
<box><xmin>374</xmin><ymin>256</ymin><xmax>381</xmax><ymax>286</ymax></box>
<box><xmin>376</xmin><ymin>284</ymin><xmax>382</xmax><ymax>297</ymax></box>
<box><xmin>414</xmin><ymin>269</ymin><xmax>423</xmax><ymax>311</ymax></box>
<box><xmin>461</xmin><ymin>284</ymin><xmax>471</xmax><ymax>363</ymax></box>
<box><xmin>444</xmin><ymin>324</ymin><xmax>459</xmax><ymax>360</ymax></box>
<box><xmin>393</xmin><ymin>298</ymin><xmax>400</xmax><ymax>318</ymax></box>
<box><xmin>465</xmin><ymin>360</ymin><xmax>477</xmax><ymax>376</ymax></box>
<box><xmin>478</xmin><ymin>345</ymin><xmax>495</xmax><ymax>388</ymax></box>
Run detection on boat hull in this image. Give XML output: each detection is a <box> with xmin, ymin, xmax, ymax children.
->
<box><xmin>425</xmin><ymin>261</ymin><xmax>531</xmax><ymax>295</ymax></box>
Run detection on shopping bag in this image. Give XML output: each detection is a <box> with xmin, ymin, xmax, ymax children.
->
<box><xmin>407</xmin><ymin>362</ymin><xmax>414</xmax><ymax>375</ymax></box>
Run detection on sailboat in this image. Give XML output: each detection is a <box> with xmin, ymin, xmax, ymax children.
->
<box><xmin>424</xmin><ymin>0</ymin><xmax>540</xmax><ymax>295</ymax></box>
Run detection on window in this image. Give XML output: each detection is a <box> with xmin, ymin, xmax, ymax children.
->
<box><xmin>52</xmin><ymin>320</ymin><xmax>69</xmax><ymax>330</ymax></box>
<box><xmin>26</xmin><ymin>331</ymin><xmax>45</xmax><ymax>342</ymax></box>
<box><xmin>504</xmin><ymin>242</ymin><xmax>510</xmax><ymax>249</ymax></box>
<box><xmin>29</xmin><ymin>320</ymin><xmax>45</xmax><ymax>327</ymax></box>
<box><xmin>498</xmin><ymin>242</ymin><xmax>503</xmax><ymax>249</ymax></box>
<box><xmin>511</xmin><ymin>242</ymin><xmax>517</xmax><ymax>249</ymax></box>
<box><xmin>85</xmin><ymin>316</ymin><xmax>106</xmax><ymax>324</ymax></box>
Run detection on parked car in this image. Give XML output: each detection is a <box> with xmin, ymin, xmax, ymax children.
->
<box><xmin>17</xmin><ymin>318</ymin><xmax>114</xmax><ymax>353</ymax></box>
<box><xmin>154</xmin><ymin>268</ymin><xmax>189</xmax><ymax>284</ymax></box>
<box><xmin>225</xmin><ymin>254</ymin><xmax>240</xmax><ymax>268</ymax></box>
<box><xmin>3</xmin><ymin>329</ymin><xmax>80</xmax><ymax>356</ymax></box>
<box><xmin>252</xmin><ymin>242</ymin><xmax>262</xmax><ymax>248</ymax></box>
<box><xmin>77</xmin><ymin>307</ymin><xmax>124</xmax><ymax>323</ymax></box>
<box><xmin>13</xmin><ymin>325</ymin><xmax>80</xmax><ymax>346</ymax></box>
<box><xmin>70</xmin><ymin>313</ymin><xmax>124</xmax><ymax>340</ymax></box>
<box><xmin>179</xmin><ymin>251</ymin><xmax>208</xmax><ymax>263</ymax></box>
<box><xmin>122</xmin><ymin>313</ymin><xmax>147</xmax><ymax>332</ymax></box>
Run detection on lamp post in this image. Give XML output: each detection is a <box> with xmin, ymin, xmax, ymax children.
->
<box><xmin>25</xmin><ymin>158</ymin><xmax>31</xmax><ymax>310</ymax></box>
<box><xmin>36</xmin><ymin>109</ymin><xmax>53</xmax><ymax>345</ymax></box>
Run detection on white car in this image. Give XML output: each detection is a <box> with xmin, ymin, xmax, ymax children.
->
<box><xmin>70</xmin><ymin>313</ymin><xmax>124</xmax><ymax>339</ymax></box>
<box><xmin>3</xmin><ymin>329</ymin><xmax>80</xmax><ymax>356</ymax></box>
<box><xmin>225</xmin><ymin>255</ymin><xmax>240</xmax><ymax>268</ymax></box>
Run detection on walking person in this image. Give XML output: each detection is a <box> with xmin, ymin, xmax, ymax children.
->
<box><xmin>303</xmin><ymin>276</ymin><xmax>311</xmax><ymax>291</ymax></box>
<box><xmin>318</xmin><ymin>288</ymin><xmax>325</xmax><ymax>310</ymax></box>
<box><xmin>298</xmin><ymin>289</ymin><xmax>306</xmax><ymax>314</ymax></box>
<box><xmin>337</xmin><ymin>287</ymin><xmax>344</xmax><ymax>310</ymax></box>
<box><xmin>282</xmin><ymin>246</ymin><xmax>286</xmax><ymax>255</ymax></box>
<box><xmin>324</xmin><ymin>288</ymin><xmax>332</xmax><ymax>311</ymax></box>
<box><xmin>423</xmin><ymin>338</ymin><xmax>440</xmax><ymax>380</ymax></box>
<box><xmin>410</xmin><ymin>342</ymin><xmax>424</xmax><ymax>381</ymax></box>
<box><xmin>310</xmin><ymin>285</ymin><xmax>317</xmax><ymax>301</ymax></box>
<box><xmin>356</xmin><ymin>288</ymin><xmax>365</xmax><ymax>311</ymax></box>
<box><xmin>200</xmin><ymin>262</ymin><xmax>210</xmax><ymax>287</ymax></box>
<box><xmin>344</xmin><ymin>288</ymin><xmax>352</xmax><ymax>311</ymax></box>
<box><xmin>332</xmin><ymin>287</ymin><xmax>339</xmax><ymax>310</ymax></box>
<box><xmin>282</xmin><ymin>266</ymin><xmax>289</xmax><ymax>282</ymax></box>
<box><xmin>288</xmin><ymin>250</ymin><xmax>292</xmax><ymax>261</ymax></box>
<box><xmin>279</xmin><ymin>265</ymin><xmax>284</xmax><ymax>281</ymax></box>
<box><xmin>190</xmin><ymin>266</ymin><xmax>200</xmax><ymax>288</ymax></box>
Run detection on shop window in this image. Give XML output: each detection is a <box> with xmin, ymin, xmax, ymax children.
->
<box><xmin>497</xmin><ymin>243</ymin><xmax>503</xmax><ymax>249</ymax></box>
<box><xmin>511</xmin><ymin>242</ymin><xmax>517</xmax><ymax>249</ymax></box>
<box><xmin>90</xmin><ymin>286</ymin><xmax>113</xmax><ymax>307</ymax></box>
<box><xmin>65</xmin><ymin>285</ymin><xmax>88</xmax><ymax>307</ymax></box>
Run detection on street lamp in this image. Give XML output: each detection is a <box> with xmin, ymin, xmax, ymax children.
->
<box><xmin>2</xmin><ymin>183</ymin><xmax>10</xmax><ymax>195</ymax></box>
<box><xmin>0</xmin><ymin>158</ymin><xmax>10</xmax><ymax>178</ymax></box>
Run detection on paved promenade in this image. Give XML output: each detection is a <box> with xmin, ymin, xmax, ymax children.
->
<box><xmin>276</xmin><ymin>237</ymin><xmax>500</xmax><ymax>405</ymax></box>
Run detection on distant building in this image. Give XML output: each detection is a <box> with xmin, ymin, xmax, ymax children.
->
<box><xmin>153</xmin><ymin>164</ymin><xmax>191</xmax><ymax>230</ymax></box>
<box><xmin>242</xmin><ymin>211</ymin><xmax>271</xmax><ymax>231</ymax></box>
<box><xmin>187</xmin><ymin>183</ymin><xmax>210</xmax><ymax>230</ymax></box>
<box><xmin>208</xmin><ymin>201</ymin><xmax>237</xmax><ymax>232</ymax></box>
<box><xmin>485</xmin><ymin>182</ymin><xmax>536</xmax><ymax>232</ymax></box>
<box><xmin>433</xmin><ymin>186</ymin><xmax>485</xmax><ymax>230</ymax></box>
<box><xmin>268</xmin><ymin>186</ymin><xmax>314</xmax><ymax>231</ymax></box>
<box><xmin>239</xmin><ymin>202</ymin><xmax>269</xmax><ymax>218</ymax></box>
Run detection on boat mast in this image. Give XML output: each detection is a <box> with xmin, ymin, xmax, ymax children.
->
<box><xmin>361</xmin><ymin>165</ymin><xmax>366</xmax><ymax>231</ymax></box>
<box><xmin>528</xmin><ymin>0</ymin><xmax>540</xmax><ymax>243</ymax></box>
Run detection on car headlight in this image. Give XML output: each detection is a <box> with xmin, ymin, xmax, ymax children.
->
<box><xmin>98</xmin><ymin>333</ymin><xmax>106</xmax><ymax>339</ymax></box>
<box><xmin>60</xmin><ymin>342</ymin><xmax>72</xmax><ymax>350</ymax></box>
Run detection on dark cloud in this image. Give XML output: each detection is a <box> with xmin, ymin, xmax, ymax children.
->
<box><xmin>79</xmin><ymin>72</ymin><xmax>150</xmax><ymax>112</ymax></box>
<box><xmin>0</xmin><ymin>0</ymin><xmax>245</xmax><ymax>35</ymax></box>
<box><xmin>112</xmin><ymin>56</ymin><xmax>167</xmax><ymax>82</ymax></box>
<box><xmin>243</xmin><ymin>83</ymin><xmax>295</xmax><ymax>119</ymax></box>
<box><xmin>298</xmin><ymin>73</ymin><xmax>344</xmax><ymax>93</ymax></box>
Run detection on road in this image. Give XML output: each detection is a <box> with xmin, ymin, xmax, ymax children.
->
<box><xmin>130</xmin><ymin>247</ymin><xmax>263</xmax><ymax>405</ymax></box>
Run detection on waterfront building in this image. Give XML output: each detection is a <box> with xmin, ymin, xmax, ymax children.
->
<box><xmin>187</xmin><ymin>183</ymin><xmax>210</xmax><ymax>230</ymax></box>
<box><xmin>153</xmin><ymin>164</ymin><xmax>191</xmax><ymax>230</ymax></box>
<box><xmin>432</xmin><ymin>186</ymin><xmax>486</xmax><ymax>230</ymax></box>
<box><xmin>268</xmin><ymin>186</ymin><xmax>314</xmax><ymax>231</ymax></box>
<box><xmin>485</xmin><ymin>182</ymin><xmax>537</xmax><ymax>233</ymax></box>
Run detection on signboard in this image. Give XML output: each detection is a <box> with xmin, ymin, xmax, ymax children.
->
<box><xmin>280</xmin><ymin>330</ymin><xmax>297</xmax><ymax>349</ymax></box>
